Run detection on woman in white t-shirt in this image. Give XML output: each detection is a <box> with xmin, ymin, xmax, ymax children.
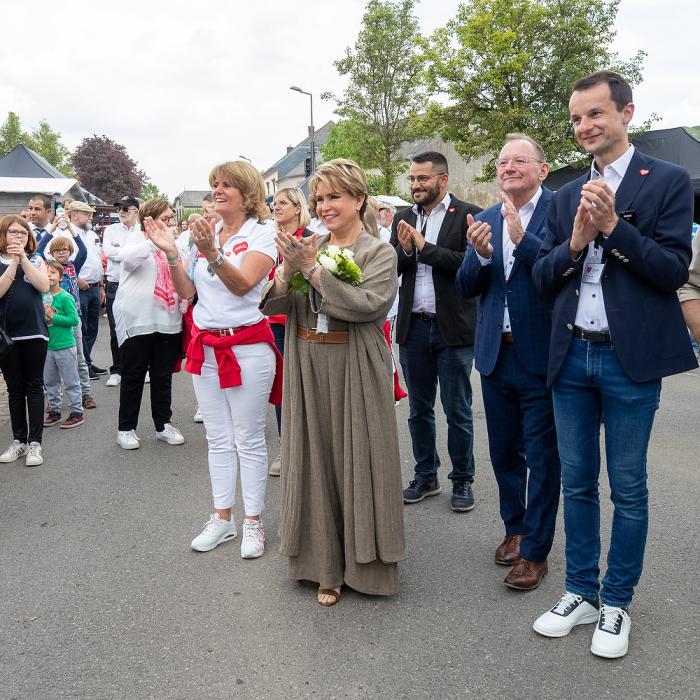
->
<box><xmin>145</xmin><ymin>161</ymin><xmax>280</xmax><ymax>560</ymax></box>
<box><xmin>113</xmin><ymin>198</ymin><xmax>185</xmax><ymax>451</ymax></box>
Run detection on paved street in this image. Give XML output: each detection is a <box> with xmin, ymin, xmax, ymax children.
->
<box><xmin>1</xmin><ymin>319</ymin><xmax>699</xmax><ymax>699</ymax></box>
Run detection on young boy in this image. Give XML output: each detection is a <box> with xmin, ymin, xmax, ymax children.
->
<box><xmin>43</xmin><ymin>260</ymin><xmax>84</xmax><ymax>429</ymax></box>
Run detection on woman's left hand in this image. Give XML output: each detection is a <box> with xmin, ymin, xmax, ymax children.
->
<box><xmin>275</xmin><ymin>230</ymin><xmax>317</xmax><ymax>274</ymax></box>
<box><xmin>5</xmin><ymin>241</ymin><xmax>26</xmax><ymax>260</ymax></box>
<box><xmin>191</xmin><ymin>218</ymin><xmax>217</xmax><ymax>259</ymax></box>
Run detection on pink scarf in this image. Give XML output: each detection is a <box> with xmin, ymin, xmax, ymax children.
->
<box><xmin>153</xmin><ymin>250</ymin><xmax>178</xmax><ymax>312</ymax></box>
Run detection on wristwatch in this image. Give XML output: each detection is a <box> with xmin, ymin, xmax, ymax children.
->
<box><xmin>302</xmin><ymin>262</ymin><xmax>320</xmax><ymax>281</ymax></box>
<box><xmin>209</xmin><ymin>252</ymin><xmax>225</xmax><ymax>268</ymax></box>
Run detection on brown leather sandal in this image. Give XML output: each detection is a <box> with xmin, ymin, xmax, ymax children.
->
<box><xmin>317</xmin><ymin>588</ymin><xmax>341</xmax><ymax>607</ymax></box>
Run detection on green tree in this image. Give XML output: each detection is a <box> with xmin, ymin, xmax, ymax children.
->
<box><xmin>0</xmin><ymin>112</ymin><xmax>29</xmax><ymax>157</ymax></box>
<box><xmin>423</xmin><ymin>0</ymin><xmax>646</xmax><ymax>177</ymax></box>
<box><xmin>322</xmin><ymin>0</ymin><xmax>428</xmax><ymax>193</ymax></box>
<box><xmin>29</xmin><ymin>120</ymin><xmax>74</xmax><ymax>176</ymax></box>
<box><xmin>140</xmin><ymin>181</ymin><xmax>168</xmax><ymax>201</ymax></box>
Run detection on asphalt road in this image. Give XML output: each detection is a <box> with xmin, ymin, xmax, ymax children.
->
<box><xmin>1</xmin><ymin>319</ymin><xmax>699</xmax><ymax>699</ymax></box>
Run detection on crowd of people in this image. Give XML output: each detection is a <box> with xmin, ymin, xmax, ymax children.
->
<box><xmin>1</xmin><ymin>70</ymin><xmax>698</xmax><ymax>658</ymax></box>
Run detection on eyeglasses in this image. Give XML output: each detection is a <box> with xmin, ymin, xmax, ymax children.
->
<box><xmin>7</xmin><ymin>228</ymin><xmax>29</xmax><ymax>236</ymax></box>
<box><xmin>118</xmin><ymin>206</ymin><xmax>136</xmax><ymax>213</ymax></box>
<box><xmin>52</xmin><ymin>248</ymin><xmax>71</xmax><ymax>253</ymax></box>
<box><xmin>159</xmin><ymin>216</ymin><xmax>176</xmax><ymax>224</ymax></box>
<box><xmin>406</xmin><ymin>173</ymin><xmax>447</xmax><ymax>185</ymax></box>
<box><xmin>496</xmin><ymin>155</ymin><xmax>544</xmax><ymax>169</ymax></box>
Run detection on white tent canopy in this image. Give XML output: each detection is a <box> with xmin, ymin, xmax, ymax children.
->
<box><xmin>0</xmin><ymin>176</ymin><xmax>77</xmax><ymax>195</ymax></box>
<box><xmin>376</xmin><ymin>194</ymin><xmax>412</xmax><ymax>208</ymax></box>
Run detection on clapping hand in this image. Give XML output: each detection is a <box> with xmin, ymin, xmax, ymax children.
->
<box><xmin>500</xmin><ymin>193</ymin><xmax>525</xmax><ymax>245</ymax></box>
<box><xmin>466</xmin><ymin>213</ymin><xmax>493</xmax><ymax>259</ymax></box>
<box><xmin>274</xmin><ymin>230</ymin><xmax>317</xmax><ymax>276</ymax></box>
<box><xmin>397</xmin><ymin>219</ymin><xmax>424</xmax><ymax>252</ymax></box>
<box><xmin>580</xmin><ymin>180</ymin><xmax>618</xmax><ymax>235</ymax></box>
<box><xmin>144</xmin><ymin>216</ymin><xmax>178</xmax><ymax>257</ymax></box>
<box><xmin>570</xmin><ymin>202</ymin><xmax>599</xmax><ymax>256</ymax></box>
<box><xmin>5</xmin><ymin>240</ymin><xmax>26</xmax><ymax>259</ymax></box>
<box><xmin>190</xmin><ymin>218</ymin><xmax>217</xmax><ymax>260</ymax></box>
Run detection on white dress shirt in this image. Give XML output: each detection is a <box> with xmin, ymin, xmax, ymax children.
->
<box><xmin>411</xmin><ymin>192</ymin><xmax>451</xmax><ymax>314</ymax></box>
<box><xmin>102</xmin><ymin>221</ymin><xmax>142</xmax><ymax>282</ymax></box>
<box><xmin>478</xmin><ymin>187</ymin><xmax>542</xmax><ymax>331</ymax></box>
<box><xmin>574</xmin><ymin>145</ymin><xmax>635</xmax><ymax>331</ymax></box>
<box><xmin>75</xmin><ymin>226</ymin><xmax>103</xmax><ymax>284</ymax></box>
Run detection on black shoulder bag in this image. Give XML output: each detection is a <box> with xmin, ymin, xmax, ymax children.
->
<box><xmin>0</xmin><ymin>265</ymin><xmax>15</xmax><ymax>360</ymax></box>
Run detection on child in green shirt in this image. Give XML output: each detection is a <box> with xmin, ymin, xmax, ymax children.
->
<box><xmin>43</xmin><ymin>260</ymin><xmax>84</xmax><ymax>429</ymax></box>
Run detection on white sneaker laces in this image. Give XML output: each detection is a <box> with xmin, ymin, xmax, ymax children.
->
<box><xmin>202</xmin><ymin>514</ymin><xmax>223</xmax><ymax>533</ymax></box>
<box><xmin>552</xmin><ymin>592</ymin><xmax>582</xmax><ymax>614</ymax></box>
<box><xmin>599</xmin><ymin>604</ymin><xmax>623</xmax><ymax>633</ymax></box>
<box><xmin>27</xmin><ymin>443</ymin><xmax>41</xmax><ymax>458</ymax></box>
<box><xmin>243</xmin><ymin>520</ymin><xmax>263</xmax><ymax>543</ymax></box>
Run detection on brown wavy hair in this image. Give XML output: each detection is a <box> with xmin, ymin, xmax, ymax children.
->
<box><xmin>0</xmin><ymin>214</ymin><xmax>37</xmax><ymax>255</ymax></box>
<box><xmin>139</xmin><ymin>197</ymin><xmax>172</xmax><ymax>227</ymax></box>
<box><xmin>208</xmin><ymin>161</ymin><xmax>269</xmax><ymax>223</ymax></box>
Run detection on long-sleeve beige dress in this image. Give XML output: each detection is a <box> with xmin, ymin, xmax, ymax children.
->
<box><xmin>260</xmin><ymin>231</ymin><xmax>405</xmax><ymax>595</ymax></box>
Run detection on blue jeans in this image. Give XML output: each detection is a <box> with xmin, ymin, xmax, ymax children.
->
<box><xmin>552</xmin><ymin>337</ymin><xmax>660</xmax><ymax>608</ymax></box>
<box><xmin>79</xmin><ymin>284</ymin><xmax>101</xmax><ymax>366</ymax></box>
<box><xmin>399</xmin><ymin>316</ymin><xmax>475</xmax><ymax>483</ymax></box>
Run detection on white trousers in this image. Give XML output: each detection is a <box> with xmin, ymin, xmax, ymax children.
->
<box><xmin>192</xmin><ymin>343</ymin><xmax>275</xmax><ymax>515</ymax></box>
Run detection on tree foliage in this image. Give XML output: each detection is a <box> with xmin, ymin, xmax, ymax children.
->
<box><xmin>71</xmin><ymin>135</ymin><xmax>147</xmax><ymax>203</ymax></box>
<box><xmin>322</xmin><ymin>0</ymin><xmax>428</xmax><ymax>194</ymax></box>
<box><xmin>140</xmin><ymin>180</ymin><xmax>168</xmax><ymax>201</ymax></box>
<box><xmin>0</xmin><ymin>112</ymin><xmax>74</xmax><ymax>176</ymax></box>
<box><xmin>423</xmin><ymin>0</ymin><xmax>646</xmax><ymax>177</ymax></box>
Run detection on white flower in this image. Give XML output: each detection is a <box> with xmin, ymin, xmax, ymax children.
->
<box><xmin>319</xmin><ymin>254</ymin><xmax>338</xmax><ymax>273</ymax></box>
<box><xmin>340</xmin><ymin>248</ymin><xmax>354</xmax><ymax>260</ymax></box>
<box><xmin>326</xmin><ymin>244</ymin><xmax>340</xmax><ymax>257</ymax></box>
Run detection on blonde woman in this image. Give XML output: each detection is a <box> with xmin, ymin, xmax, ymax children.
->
<box><xmin>261</xmin><ymin>159</ymin><xmax>405</xmax><ymax>606</ymax></box>
<box><xmin>267</xmin><ymin>187</ymin><xmax>312</xmax><ymax>476</ymax></box>
<box><xmin>146</xmin><ymin>161</ymin><xmax>281</xmax><ymax>560</ymax></box>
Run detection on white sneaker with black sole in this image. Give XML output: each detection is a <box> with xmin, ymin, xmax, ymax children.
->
<box><xmin>191</xmin><ymin>514</ymin><xmax>237</xmax><ymax>552</ymax></box>
<box><xmin>590</xmin><ymin>604</ymin><xmax>631</xmax><ymax>658</ymax></box>
<box><xmin>117</xmin><ymin>430</ymin><xmax>140</xmax><ymax>450</ymax></box>
<box><xmin>156</xmin><ymin>423</ymin><xmax>184</xmax><ymax>445</ymax></box>
<box><xmin>193</xmin><ymin>406</ymin><xmax>203</xmax><ymax>423</ymax></box>
<box><xmin>240</xmin><ymin>519</ymin><xmax>265</xmax><ymax>558</ymax></box>
<box><xmin>533</xmin><ymin>592</ymin><xmax>600</xmax><ymax>638</ymax></box>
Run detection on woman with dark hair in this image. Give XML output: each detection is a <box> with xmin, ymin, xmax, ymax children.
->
<box><xmin>267</xmin><ymin>187</ymin><xmax>312</xmax><ymax>476</ymax></box>
<box><xmin>146</xmin><ymin>161</ymin><xmax>280</xmax><ymax>560</ymax></box>
<box><xmin>0</xmin><ymin>215</ymin><xmax>50</xmax><ymax>466</ymax></box>
<box><xmin>113</xmin><ymin>198</ymin><xmax>185</xmax><ymax>450</ymax></box>
<box><xmin>261</xmin><ymin>158</ymin><xmax>405</xmax><ymax>606</ymax></box>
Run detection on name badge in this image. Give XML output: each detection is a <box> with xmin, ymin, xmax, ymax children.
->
<box><xmin>583</xmin><ymin>262</ymin><xmax>605</xmax><ymax>284</ymax></box>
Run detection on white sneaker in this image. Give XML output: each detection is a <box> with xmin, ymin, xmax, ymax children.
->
<box><xmin>193</xmin><ymin>406</ymin><xmax>203</xmax><ymax>423</ymax></box>
<box><xmin>106</xmin><ymin>373</ymin><xmax>121</xmax><ymax>387</ymax></box>
<box><xmin>240</xmin><ymin>518</ymin><xmax>265</xmax><ymax>559</ymax></box>
<box><xmin>144</xmin><ymin>371</ymin><xmax>150</xmax><ymax>384</ymax></box>
<box><xmin>25</xmin><ymin>442</ymin><xmax>43</xmax><ymax>467</ymax></box>
<box><xmin>533</xmin><ymin>592</ymin><xmax>600</xmax><ymax>638</ymax></box>
<box><xmin>117</xmin><ymin>430</ymin><xmax>140</xmax><ymax>450</ymax></box>
<box><xmin>590</xmin><ymin>604</ymin><xmax>631</xmax><ymax>658</ymax></box>
<box><xmin>156</xmin><ymin>423</ymin><xmax>184</xmax><ymax>445</ymax></box>
<box><xmin>268</xmin><ymin>454</ymin><xmax>281</xmax><ymax>477</ymax></box>
<box><xmin>191</xmin><ymin>513</ymin><xmax>237</xmax><ymax>552</ymax></box>
<box><xmin>0</xmin><ymin>440</ymin><xmax>27</xmax><ymax>463</ymax></box>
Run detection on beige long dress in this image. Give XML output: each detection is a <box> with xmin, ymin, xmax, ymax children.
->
<box><xmin>260</xmin><ymin>231</ymin><xmax>405</xmax><ymax>595</ymax></box>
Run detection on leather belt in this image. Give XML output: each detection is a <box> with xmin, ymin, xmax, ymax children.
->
<box><xmin>297</xmin><ymin>325</ymin><xmax>349</xmax><ymax>344</ymax></box>
<box><xmin>412</xmin><ymin>312</ymin><xmax>437</xmax><ymax>321</ymax></box>
<box><xmin>574</xmin><ymin>326</ymin><xmax>612</xmax><ymax>343</ymax></box>
<box><xmin>502</xmin><ymin>332</ymin><xmax>514</xmax><ymax>344</ymax></box>
<box><xmin>200</xmin><ymin>327</ymin><xmax>245</xmax><ymax>337</ymax></box>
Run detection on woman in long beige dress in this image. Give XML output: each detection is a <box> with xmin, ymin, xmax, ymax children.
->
<box><xmin>261</xmin><ymin>159</ymin><xmax>405</xmax><ymax>606</ymax></box>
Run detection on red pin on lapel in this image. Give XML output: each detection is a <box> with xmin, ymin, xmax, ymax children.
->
<box><xmin>448</xmin><ymin>207</ymin><xmax>456</xmax><ymax>213</ymax></box>
<box><xmin>640</xmin><ymin>169</ymin><xmax>649</xmax><ymax>176</ymax></box>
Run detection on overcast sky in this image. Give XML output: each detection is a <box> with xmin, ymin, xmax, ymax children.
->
<box><xmin>1</xmin><ymin>0</ymin><xmax>696</xmax><ymax>198</ymax></box>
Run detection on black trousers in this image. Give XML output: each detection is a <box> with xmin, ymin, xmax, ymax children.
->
<box><xmin>0</xmin><ymin>338</ymin><xmax>48</xmax><ymax>444</ymax></box>
<box><xmin>105</xmin><ymin>281</ymin><xmax>122</xmax><ymax>374</ymax></box>
<box><xmin>118</xmin><ymin>332</ymin><xmax>181</xmax><ymax>432</ymax></box>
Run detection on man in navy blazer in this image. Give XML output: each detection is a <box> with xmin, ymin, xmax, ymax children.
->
<box><xmin>531</xmin><ymin>71</ymin><xmax>697</xmax><ymax>659</ymax></box>
<box><xmin>456</xmin><ymin>134</ymin><xmax>560</xmax><ymax>592</ymax></box>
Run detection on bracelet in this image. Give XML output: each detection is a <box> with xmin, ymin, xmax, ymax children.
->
<box><xmin>167</xmin><ymin>262</ymin><xmax>180</xmax><ymax>268</ymax></box>
<box><xmin>275</xmin><ymin>268</ymin><xmax>291</xmax><ymax>286</ymax></box>
<box><xmin>209</xmin><ymin>252</ymin><xmax>226</xmax><ymax>269</ymax></box>
<box><xmin>166</xmin><ymin>255</ymin><xmax>179</xmax><ymax>262</ymax></box>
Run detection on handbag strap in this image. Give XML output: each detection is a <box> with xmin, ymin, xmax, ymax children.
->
<box><xmin>0</xmin><ymin>260</ymin><xmax>15</xmax><ymax>330</ymax></box>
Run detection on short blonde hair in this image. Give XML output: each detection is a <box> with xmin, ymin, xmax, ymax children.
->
<box><xmin>274</xmin><ymin>187</ymin><xmax>311</xmax><ymax>230</ymax></box>
<box><xmin>309</xmin><ymin>158</ymin><xmax>368</xmax><ymax>220</ymax></box>
<box><xmin>208</xmin><ymin>161</ymin><xmax>269</xmax><ymax>223</ymax></box>
<box><xmin>48</xmin><ymin>236</ymin><xmax>75</xmax><ymax>254</ymax></box>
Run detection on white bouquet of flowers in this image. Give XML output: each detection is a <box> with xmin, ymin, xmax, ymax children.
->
<box><xmin>290</xmin><ymin>244</ymin><xmax>362</xmax><ymax>294</ymax></box>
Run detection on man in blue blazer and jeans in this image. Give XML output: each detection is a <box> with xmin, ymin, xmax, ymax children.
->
<box><xmin>532</xmin><ymin>71</ymin><xmax>697</xmax><ymax>658</ymax></box>
<box><xmin>457</xmin><ymin>134</ymin><xmax>560</xmax><ymax>591</ymax></box>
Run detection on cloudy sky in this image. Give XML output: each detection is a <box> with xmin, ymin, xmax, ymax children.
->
<box><xmin>1</xmin><ymin>0</ymin><xmax>696</xmax><ymax>198</ymax></box>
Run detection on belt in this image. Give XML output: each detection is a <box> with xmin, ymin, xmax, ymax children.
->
<box><xmin>574</xmin><ymin>326</ymin><xmax>612</xmax><ymax>343</ymax></box>
<box><xmin>200</xmin><ymin>326</ymin><xmax>246</xmax><ymax>337</ymax></box>
<box><xmin>105</xmin><ymin>280</ymin><xmax>119</xmax><ymax>287</ymax></box>
<box><xmin>412</xmin><ymin>312</ymin><xmax>437</xmax><ymax>321</ymax></box>
<box><xmin>502</xmin><ymin>332</ymin><xmax>513</xmax><ymax>344</ymax></box>
<box><xmin>297</xmin><ymin>325</ymin><xmax>349</xmax><ymax>344</ymax></box>
<box><xmin>86</xmin><ymin>282</ymin><xmax>101</xmax><ymax>288</ymax></box>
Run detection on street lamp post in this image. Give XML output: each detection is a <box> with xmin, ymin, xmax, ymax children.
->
<box><xmin>238</xmin><ymin>155</ymin><xmax>252</xmax><ymax>164</ymax></box>
<box><xmin>290</xmin><ymin>85</ymin><xmax>315</xmax><ymax>176</ymax></box>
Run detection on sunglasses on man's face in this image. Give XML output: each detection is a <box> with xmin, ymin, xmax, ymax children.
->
<box><xmin>119</xmin><ymin>206</ymin><xmax>136</xmax><ymax>213</ymax></box>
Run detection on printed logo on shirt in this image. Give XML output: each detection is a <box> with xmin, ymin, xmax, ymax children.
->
<box><xmin>232</xmin><ymin>242</ymin><xmax>248</xmax><ymax>255</ymax></box>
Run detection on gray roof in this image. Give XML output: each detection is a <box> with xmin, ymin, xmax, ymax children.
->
<box><xmin>263</xmin><ymin>121</ymin><xmax>334</xmax><ymax>177</ymax></box>
<box><xmin>174</xmin><ymin>190</ymin><xmax>211</xmax><ymax>208</ymax></box>
<box><xmin>0</xmin><ymin>143</ymin><xmax>68</xmax><ymax>178</ymax></box>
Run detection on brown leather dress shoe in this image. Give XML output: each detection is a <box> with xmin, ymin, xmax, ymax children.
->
<box><xmin>504</xmin><ymin>558</ymin><xmax>548</xmax><ymax>590</ymax></box>
<box><xmin>495</xmin><ymin>535</ymin><xmax>522</xmax><ymax>566</ymax></box>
